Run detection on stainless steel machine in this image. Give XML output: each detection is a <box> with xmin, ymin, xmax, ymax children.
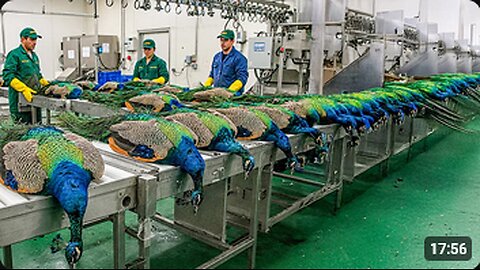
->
<box><xmin>438</xmin><ymin>33</ymin><xmax>458</xmax><ymax>74</ymax></box>
<box><xmin>58</xmin><ymin>35</ymin><xmax>120</xmax><ymax>81</ymax></box>
<box><xmin>472</xmin><ymin>46</ymin><xmax>480</xmax><ymax>72</ymax></box>
<box><xmin>456</xmin><ymin>39</ymin><xmax>473</xmax><ymax>74</ymax></box>
<box><xmin>248</xmin><ymin>0</ymin><xmax>383</xmax><ymax>96</ymax></box>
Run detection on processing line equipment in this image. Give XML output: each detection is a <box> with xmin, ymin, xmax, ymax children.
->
<box><xmin>472</xmin><ymin>46</ymin><xmax>480</xmax><ymax>72</ymax></box>
<box><xmin>248</xmin><ymin>0</ymin><xmax>384</xmax><ymax>96</ymax></box>
<box><xmin>438</xmin><ymin>33</ymin><xmax>458</xmax><ymax>74</ymax></box>
<box><xmin>0</xmin><ymin>87</ymin><xmax>347</xmax><ymax>269</ymax></box>
<box><xmin>456</xmin><ymin>39</ymin><xmax>473</xmax><ymax>74</ymax></box>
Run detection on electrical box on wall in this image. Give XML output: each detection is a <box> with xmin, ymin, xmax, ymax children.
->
<box><xmin>248</xmin><ymin>36</ymin><xmax>274</xmax><ymax>69</ymax></box>
<box><xmin>237</xmin><ymin>30</ymin><xmax>247</xmax><ymax>44</ymax></box>
<box><xmin>125</xmin><ymin>37</ymin><xmax>138</xmax><ymax>52</ymax></box>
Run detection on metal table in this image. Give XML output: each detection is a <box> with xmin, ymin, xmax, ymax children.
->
<box><xmin>93</xmin><ymin>122</ymin><xmax>346</xmax><ymax>269</ymax></box>
<box><xmin>92</xmin><ymin>139</ymin><xmax>268</xmax><ymax>269</ymax></box>
<box><xmin>0</xmin><ymin>88</ymin><xmax>124</xmax><ymax>123</ymax></box>
<box><xmin>0</xmin><ymin>87</ymin><xmax>347</xmax><ymax>268</ymax></box>
<box><xmin>227</xmin><ymin>124</ymin><xmax>347</xmax><ymax>233</ymax></box>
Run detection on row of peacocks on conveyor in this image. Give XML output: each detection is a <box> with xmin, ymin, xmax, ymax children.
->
<box><xmin>1</xmin><ymin>73</ymin><xmax>479</xmax><ymax>267</ymax></box>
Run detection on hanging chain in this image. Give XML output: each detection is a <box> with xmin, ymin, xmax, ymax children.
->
<box><xmin>95</xmin><ymin>0</ymin><xmax>292</xmax><ymax>24</ymax></box>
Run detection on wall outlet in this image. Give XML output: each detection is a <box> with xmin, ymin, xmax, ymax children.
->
<box><xmin>125</xmin><ymin>37</ymin><xmax>138</xmax><ymax>52</ymax></box>
<box><xmin>185</xmin><ymin>54</ymin><xmax>197</xmax><ymax>65</ymax></box>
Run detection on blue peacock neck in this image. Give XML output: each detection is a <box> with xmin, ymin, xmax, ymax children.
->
<box><xmin>46</xmin><ymin>161</ymin><xmax>91</xmax><ymax>245</ymax></box>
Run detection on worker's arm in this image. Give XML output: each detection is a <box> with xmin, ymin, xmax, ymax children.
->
<box><xmin>40</xmin><ymin>78</ymin><xmax>50</xmax><ymax>87</ymax></box>
<box><xmin>10</xmin><ymin>78</ymin><xmax>37</xmax><ymax>103</ymax></box>
<box><xmin>152</xmin><ymin>77</ymin><xmax>166</xmax><ymax>84</ymax></box>
<box><xmin>228</xmin><ymin>80</ymin><xmax>244</xmax><ymax>92</ymax></box>
<box><xmin>2</xmin><ymin>51</ymin><xmax>18</xmax><ymax>87</ymax></box>
<box><xmin>204</xmin><ymin>77</ymin><xmax>214</xmax><ymax>87</ymax></box>
<box><xmin>2</xmin><ymin>52</ymin><xmax>37</xmax><ymax>102</ymax></box>
<box><xmin>154</xmin><ymin>59</ymin><xmax>169</xmax><ymax>84</ymax></box>
<box><xmin>229</xmin><ymin>56</ymin><xmax>249</xmax><ymax>93</ymax></box>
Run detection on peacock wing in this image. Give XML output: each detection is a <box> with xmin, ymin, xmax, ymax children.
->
<box><xmin>129</xmin><ymin>94</ymin><xmax>166</xmax><ymax>113</ymax></box>
<box><xmin>255</xmin><ymin>106</ymin><xmax>291</xmax><ymax>130</ymax></box>
<box><xmin>63</xmin><ymin>132</ymin><xmax>105</xmax><ymax>182</ymax></box>
<box><xmin>154</xmin><ymin>86</ymin><xmax>183</xmax><ymax>94</ymax></box>
<box><xmin>166</xmin><ymin>113</ymin><xmax>213</xmax><ymax>148</ymax></box>
<box><xmin>215</xmin><ymin>108</ymin><xmax>267</xmax><ymax>140</ymax></box>
<box><xmin>193</xmin><ymin>88</ymin><xmax>234</xmax><ymax>102</ymax></box>
<box><xmin>2</xmin><ymin>139</ymin><xmax>48</xmax><ymax>194</ymax></box>
<box><xmin>205</xmin><ymin>109</ymin><xmax>238</xmax><ymax>135</ymax></box>
<box><xmin>110</xmin><ymin>120</ymin><xmax>173</xmax><ymax>160</ymax></box>
<box><xmin>281</xmin><ymin>101</ymin><xmax>309</xmax><ymax>119</ymax></box>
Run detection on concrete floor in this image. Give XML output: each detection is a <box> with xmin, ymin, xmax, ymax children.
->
<box><xmin>1</xmin><ymin>118</ymin><xmax>479</xmax><ymax>269</ymax></box>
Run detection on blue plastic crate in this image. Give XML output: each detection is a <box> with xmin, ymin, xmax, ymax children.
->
<box><xmin>121</xmin><ymin>75</ymin><xmax>134</xmax><ymax>82</ymax></box>
<box><xmin>98</xmin><ymin>70</ymin><xmax>121</xmax><ymax>85</ymax></box>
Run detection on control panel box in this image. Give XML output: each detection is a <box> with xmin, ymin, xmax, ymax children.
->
<box><xmin>248</xmin><ymin>37</ymin><xmax>274</xmax><ymax>69</ymax></box>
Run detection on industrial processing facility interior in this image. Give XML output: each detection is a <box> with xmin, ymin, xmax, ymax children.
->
<box><xmin>0</xmin><ymin>0</ymin><xmax>479</xmax><ymax>269</ymax></box>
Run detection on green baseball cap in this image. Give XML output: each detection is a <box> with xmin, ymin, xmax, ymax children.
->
<box><xmin>143</xmin><ymin>39</ymin><xmax>156</xmax><ymax>49</ymax></box>
<box><xmin>217</xmin><ymin>29</ymin><xmax>235</xmax><ymax>40</ymax></box>
<box><xmin>20</xmin><ymin>27</ymin><xmax>42</xmax><ymax>39</ymax></box>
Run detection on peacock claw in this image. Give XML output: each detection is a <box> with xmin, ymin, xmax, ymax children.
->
<box><xmin>191</xmin><ymin>191</ymin><xmax>203</xmax><ymax>215</ymax></box>
<box><xmin>290</xmin><ymin>160</ymin><xmax>304</xmax><ymax>175</ymax></box>
<box><xmin>315</xmin><ymin>136</ymin><xmax>326</xmax><ymax>146</ymax></box>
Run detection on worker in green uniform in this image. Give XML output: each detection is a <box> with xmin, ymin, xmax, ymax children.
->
<box><xmin>2</xmin><ymin>27</ymin><xmax>49</xmax><ymax>123</ymax></box>
<box><xmin>133</xmin><ymin>39</ymin><xmax>169</xmax><ymax>84</ymax></box>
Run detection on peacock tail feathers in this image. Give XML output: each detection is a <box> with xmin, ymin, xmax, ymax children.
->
<box><xmin>57</xmin><ymin>112</ymin><xmax>125</xmax><ymax>142</ymax></box>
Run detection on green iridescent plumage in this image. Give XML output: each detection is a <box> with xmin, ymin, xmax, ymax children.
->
<box><xmin>58</xmin><ymin>112</ymin><xmax>206</xmax><ymax>212</ymax></box>
<box><xmin>0</xmin><ymin>122</ymin><xmax>104</xmax><ymax>267</ymax></box>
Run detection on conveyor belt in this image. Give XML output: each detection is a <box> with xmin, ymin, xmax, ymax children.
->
<box><xmin>0</xmin><ymin>149</ymin><xmax>152</xmax><ymax>248</ymax></box>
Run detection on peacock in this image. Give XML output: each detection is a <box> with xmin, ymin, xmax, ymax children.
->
<box><xmin>237</xmin><ymin>103</ymin><xmax>329</xmax><ymax>153</ymax></box>
<box><xmin>211</xmin><ymin>105</ymin><xmax>303</xmax><ymax>172</ymax></box>
<box><xmin>75</xmin><ymin>81</ymin><xmax>97</xmax><ymax>91</ymax></box>
<box><xmin>39</xmin><ymin>81</ymin><xmax>83</xmax><ymax>99</ymax></box>
<box><xmin>163</xmin><ymin>109</ymin><xmax>256</xmax><ymax>176</ymax></box>
<box><xmin>124</xmin><ymin>92</ymin><xmax>184</xmax><ymax>113</ymax></box>
<box><xmin>58</xmin><ymin>113</ymin><xmax>206</xmax><ymax>213</ymax></box>
<box><xmin>192</xmin><ymin>88</ymin><xmax>235</xmax><ymax>102</ymax></box>
<box><xmin>174</xmin><ymin>85</ymin><xmax>231</xmax><ymax>102</ymax></box>
<box><xmin>0</xmin><ymin>122</ymin><xmax>105</xmax><ymax>267</ymax></box>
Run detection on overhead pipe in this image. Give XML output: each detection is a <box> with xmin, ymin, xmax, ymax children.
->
<box><xmin>94</xmin><ymin>0</ymin><xmax>99</xmax><ymax>82</ymax></box>
<box><xmin>121</xmin><ymin>0</ymin><xmax>126</xmax><ymax>70</ymax></box>
<box><xmin>0</xmin><ymin>9</ymin><xmax>95</xmax><ymax>18</ymax></box>
<box><xmin>1</xmin><ymin>11</ymin><xmax>6</xmax><ymax>63</ymax></box>
<box><xmin>308</xmin><ymin>0</ymin><xmax>326</xmax><ymax>95</ymax></box>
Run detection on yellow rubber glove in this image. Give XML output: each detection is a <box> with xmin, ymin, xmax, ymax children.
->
<box><xmin>133</xmin><ymin>77</ymin><xmax>141</xmax><ymax>82</ymax></box>
<box><xmin>228</xmin><ymin>80</ymin><xmax>243</xmax><ymax>92</ymax></box>
<box><xmin>204</xmin><ymin>77</ymin><xmax>214</xmax><ymax>87</ymax></box>
<box><xmin>10</xmin><ymin>78</ymin><xmax>37</xmax><ymax>103</ymax></box>
<box><xmin>152</xmin><ymin>77</ymin><xmax>166</xmax><ymax>84</ymax></box>
<box><xmin>40</xmin><ymin>78</ymin><xmax>50</xmax><ymax>87</ymax></box>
